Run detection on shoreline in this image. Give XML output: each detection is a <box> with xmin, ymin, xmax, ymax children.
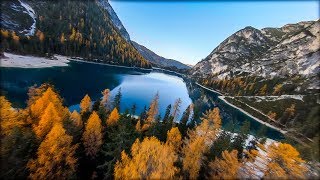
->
<box><xmin>68</xmin><ymin>58</ymin><xmax>152</xmax><ymax>71</ymax></box>
<box><xmin>195</xmin><ymin>82</ymin><xmax>286</xmax><ymax>134</ymax></box>
<box><xmin>0</xmin><ymin>52</ymin><xmax>70</xmax><ymax>68</ymax></box>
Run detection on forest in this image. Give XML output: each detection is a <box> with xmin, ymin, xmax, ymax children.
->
<box><xmin>0</xmin><ymin>83</ymin><xmax>315</xmax><ymax>179</ymax></box>
<box><xmin>0</xmin><ymin>0</ymin><xmax>150</xmax><ymax>68</ymax></box>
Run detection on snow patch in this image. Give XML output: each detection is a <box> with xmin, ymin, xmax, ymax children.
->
<box><xmin>18</xmin><ymin>0</ymin><xmax>36</xmax><ymax>36</ymax></box>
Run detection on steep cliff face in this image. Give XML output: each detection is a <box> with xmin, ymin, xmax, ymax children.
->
<box><xmin>191</xmin><ymin>20</ymin><xmax>319</xmax><ymax>88</ymax></box>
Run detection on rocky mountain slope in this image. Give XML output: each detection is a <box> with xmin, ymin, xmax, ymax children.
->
<box><xmin>192</xmin><ymin>20</ymin><xmax>320</xmax><ymax>89</ymax></box>
<box><xmin>97</xmin><ymin>0</ymin><xmax>189</xmax><ymax>70</ymax></box>
<box><xmin>132</xmin><ymin>41</ymin><xmax>191</xmax><ymax>69</ymax></box>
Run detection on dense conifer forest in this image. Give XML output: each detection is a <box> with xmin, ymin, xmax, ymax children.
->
<box><xmin>0</xmin><ymin>83</ymin><xmax>316</xmax><ymax>179</ymax></box>
<box><xmin>0</xmin><ymin>0</ymin><xmax>151</xmax><ymax>68</ymax></box>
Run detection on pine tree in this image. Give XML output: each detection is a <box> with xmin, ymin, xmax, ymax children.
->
<box><xmin>172</xmin><ymin>98</ymin><xmax>182</xmax><ymax>123</ymax></box>
<box><xmin>80</xmin><ymin>94</ymin><xmax>91</xmax><ymax>114</ymax></box>
<box><xmin>113</xmin><ymin>88</ymin><xmax>122</xmax><ymax>112</ymax></box>
<box><xmin>82</xmin><ymin>111</ymin><xmax>103</xmax><ymax>158</ymax></box>
<box><xmin>107</xmin><ymin>108</ymin><xmax>120</xmax><ymax>126</ymax></box>
<box><xmin>162</xmin><ymin>104</ymin><xmax>172</xmax><ymax>123</ymax></box>
<box><xmin>114</xmin><ymin>137</ymin><xmax>178</xmax><ymax>179</ymax></box>
<box><xmin>28</xmin><ymin>124</ymin><xmax>78</xmax><ymax>180</ymax></box>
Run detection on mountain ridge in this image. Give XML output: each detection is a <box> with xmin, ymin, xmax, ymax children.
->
<box><xmin>191</xmin><ymin>19</ymin><xmax>320</xmax><ymax>90</ymax></box>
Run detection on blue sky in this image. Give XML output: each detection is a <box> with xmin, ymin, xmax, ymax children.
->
<box><xmin>109</xmin><ymin>1</ymin><xmax>319</xmax><ymax>65</ymax></box>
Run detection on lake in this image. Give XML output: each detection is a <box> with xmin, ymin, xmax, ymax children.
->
<box><xmin>0</xmin><ymin>60</ymin><xmax>283</xmax><ymax>140</ymax></box>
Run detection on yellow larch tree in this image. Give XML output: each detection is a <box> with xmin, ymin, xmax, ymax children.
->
<box><xmin>28</xmin><ymin>123</ymin><xmax>78</xmax><ymax>180</ymax></box>
<box><xmin>259</xmin><ymin>84</ymin><xmax>268</xmax><ymax>95</ymax></box>
<box><xmin>82</xmin><ymin>111</ymin><xmax>103</xmax><ymax>158</ymax></box>
<box><xmin>263</xmin><ymin>143</ymin><xmax>307</xmax><ymax>179</ymax></box>
<box><xmin>135</xmin><ymin>120</ymin><xmax>142</xmax><ymax>132</ymax></box>
<box><xmin>142</xmin><ymin>93</ymin><xmax>159</xmax><ymax>130</ymax></box>
<box><xmin>166</xmin><ymin>127</ymin><xmax>182</xmax><ymax>152</ymax></box>
<box><xmin>114</xmin><ymin>137</ymin><xmax>179</xmax><ymax>179</ymax></box>
<box><xmin>272</xmin><ymin>84</ymin><xmax>282</xmax><ymax>95</ymax></box>
<box><xmin>80</xmin><ymin>94</ymin><xmax>91</xmax><ymax>114</ymax></box>
<box><xmin>182</xmin><ymin>107</ymin><xmax>222</xmax><ymax>179</ymax></box>
<box><xmin>208</xmin><ymin>150</ymin><xmax>241</xmax><ymax>179</ymax></box>
<box><xmin>106</xmin><ymin>107</ymin><xmax>120</xmax><ymax>126</ymax></box>
<box><xmin>30</xmin><ymin>87</ymin><xmax>66</xmax><ymax>120</ymax></box>
<box><xmin>33</xmin><ymin>102</ymin><xmax>62</xmax><ymax>139</ymax></box>
<box><xmin>0</xmin><ymin>96</ymin><xmax>19</xmax><ymax>135</ymax></box>
<box><xmin>70</xmin><ymin>110</ymin><xmax>82</xmax><ymax>128</ymax></box>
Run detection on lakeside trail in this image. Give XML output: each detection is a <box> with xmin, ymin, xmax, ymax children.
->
<box><xmin>195</xmin><ymin>82</ymin><xmax>287</xmax><ymax>134</ymax></box>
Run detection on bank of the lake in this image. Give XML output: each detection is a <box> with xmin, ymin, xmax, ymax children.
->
<box><xmin>1</xmin><ymin>58</ymin><xmax>284</xmax><ymax>140</ymax></box>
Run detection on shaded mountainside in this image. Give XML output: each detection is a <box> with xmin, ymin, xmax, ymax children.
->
<box><xmin>132</xmin><ymin>41</ymin><xmax>191</xmax><ymax>70</ymax></box>
<box><xmin>0</xmin><ymin>0</ymin><xmax>150</xmax><ymax>68</ymax></box>
<box><xmin>192</xmin><ymin>20</ymin><xmax>320</xmax><ymax>90</ymax></box>
<box><xmin>97</xmin><ymin>1</ymin><xmax>190</xmax><ymax>70</ymax></box>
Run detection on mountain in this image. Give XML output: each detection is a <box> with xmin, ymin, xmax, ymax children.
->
<box><xmin>97</xmin><ymin>1</ymin><xmax>189</xmax><ymax>70</ymax></box>
<box><xmin>191</xmin><ymin>20</ymin><xmax>320</xmax><ymax>89</ymax></box>
<box><xmin>97</xmin><ymin>0</ymin><xmax>130</xmax><ymax>42</ymax></box>
<box><xmin>132</xmin><ymin>41</ymin><xmax>191</xmax><ymax>70</ymax></box>
<box><xmin>0</xmin><ymin>0</ymin><xmax>150</xmax><ymax>68</ymax></box>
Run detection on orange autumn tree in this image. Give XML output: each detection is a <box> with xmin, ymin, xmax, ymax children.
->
<box><xmin>33</xmin><ymin>102</ymin><xmax>62</xmax><ymax>139</ymax></box>
<box><xmin>142</xmin><ymin>93</ymin><xmax>159</xmax><ymax>130</ymax></box>
<box><xmin>28</xmin><ymin>123</ymin><xmax>78</xmax><ymax>180</ymax></box>
<box><xmin>0</xmin><ymin>96</ymin><xmax>19</xmax><ymax>135</ymax></box>
<box><xmin>82</xmin><ymin>111</ymin><xmax>103</xmax><ymax>158</ymax></box>
<box><xmin>70</xmin><ymin>110</ymin><xmax>82</xmax><ymax>128</ymax></box>
<box><xmin>182</xmin><ymin>107</ymin><xmax>222</xmax><ymax>179</ymax></box>
<box><xmin>208</xmin><ymin>150</ymin><xmax>241</xmax><ymax>179</ymax></box>
<box><xmin>106</xmin><ymin>108</ymin><xmax>120</xmax><ymax>126</ymax></box>
<box><xmin>166</xmin><ymin>127</ymin><xmax>182</xmax><ymax>152</ymax></box>
<box><xmin>114</xmin><ymin>137</ymin><xmax>179</xmax><ymax>179</ymax></box>
<box><xmin>30</xmin><ymin>87</ymin><xmax>67</xmax><ymax>121</ymax></box>
<box><xmin>263</xmin><ymin>143</ymin><xmax>307</xmax><ymax>179</ymax></box>
<box><xmin>80</xmin><ymin>94</ymin><xmax>91</xmax><ymax>114</ymax></box>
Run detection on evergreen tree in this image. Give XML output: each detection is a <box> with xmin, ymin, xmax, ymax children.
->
<box><xmin>162</xmin><ymin>104</ymin><xmax>172</xmax><ymax>123</ymax></box>
<box><xmin>113</xmin><ymin>88</ymin><xmax>122</xmax><ymax>112</ymax></box>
